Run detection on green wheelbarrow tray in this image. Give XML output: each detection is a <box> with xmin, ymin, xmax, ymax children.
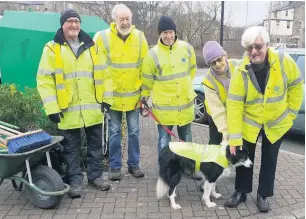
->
<box><xmin>0</xmin><ymin>136</ymin><xmax>70</xmax><ymax>208</ymax></box>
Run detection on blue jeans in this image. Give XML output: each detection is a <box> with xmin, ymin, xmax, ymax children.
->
<box><xmin>157</xmin><ymin>123</ymin><xmax>192</xmax><ymax>156</ymax></box>
<box><xmin>109</xmin><ymin>109</ymin><xmax>140</xmax><ymax>169</ymax></box>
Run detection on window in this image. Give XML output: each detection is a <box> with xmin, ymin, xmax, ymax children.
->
<box><xmin>287</xmin><ymin>21</ymin><xmax>290</xmax><ymax>29</ymax></box>
<box><xmin>285</xmin><ymin>10</ymin><xmax>288</xmax><ymax>16</ymax></box>
<box><xmin>276</xmin><ymin>20</ymin><xmax>280</xmax><ymax>26</ymax></box>
<box><xmin>277</xmin><ymin>38</ymin><xmax>281</xmax><ymax>43</ymax></box>
<box><xmin>296</xmin><ymin>55</ymin><xmax>305</xmax><ymax>79</ymax></box>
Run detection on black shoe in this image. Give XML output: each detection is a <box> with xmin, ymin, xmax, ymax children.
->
<box><xmin>68</xmin><ymin>184</ymin><xmax>81</xmax><ymax>199</ymax></box>
<box><xmin>256</xmin><ymin>194</ymin><xmax>270</xmax><ymax>212</ymax></box>
<box><xmin>225</xmin><ymin>191</ymin><xmax>247</xmax><ymax>208</ymax></box>
<box><xmin>88</xmin><ymin>177</ymin><xmax>110</xmax><ymax>191</ymax></box>
<box><xmin>128</xmin><ymin>167</ymin><xmax>144</xmax><ymax>178</ymax></box>
<box><xmin>109</xmin><ymin>169</ymin><xmax>122</xmax><ymax>181</ymax></box>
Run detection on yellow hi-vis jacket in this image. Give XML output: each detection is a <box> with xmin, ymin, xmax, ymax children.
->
<box><xmin>227</xmin><ymin>48</ymin><xmax>304</xmax><ymax>146</ymax></box>
<box><xmin>169</xmin><ymin>142</ymin><xmax>229</xmax><ymax>170</ymax></box>
<box><xmin>202</xmin><ymin>59</ymin><xmax>240</xmax><ymax>115</ymax></box>
<box><xmin>37</xmin><ymin>29</ymin><xmax>112</xmax><ymax>130</ymax></box>
<box><xmin>141</xmin><ymin>38</ymin><xmax>197</xmax><ymax>126</ymax></box>
<box><xmin>93</xmin><ymin>23</ymin><xmax>149</xmax><ymax>112</ymax></box>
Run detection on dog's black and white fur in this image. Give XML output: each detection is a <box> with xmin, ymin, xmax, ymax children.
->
<box><xmin>156</xmin><ymin>142</ymin><xmax>252</xmax><ymax>209</ymax></box>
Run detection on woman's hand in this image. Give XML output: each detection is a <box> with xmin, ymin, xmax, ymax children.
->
<box><xmin>230</xmin><ymin>146</ymin><xmax>237</xmax><ymax>155</ymax></box>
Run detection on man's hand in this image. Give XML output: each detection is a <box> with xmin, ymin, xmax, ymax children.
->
<box><xmin>48</xmin><ymin>113</ymin><xmax>63</xmax><ymax>123</ymax></box>
<box><xmin>141</xmin><ymin>96</ymin><xmax>149</xmax><ymax>109</ymax></box>
<box><xmin>141</xmin><ymin>96</ymin><xmax>149</xmax><ymax>102</ymax></box>
<box><xmin>101</xmin><ymin>102</ymin><xmax>111</xmax><ymax>112</ymax></box>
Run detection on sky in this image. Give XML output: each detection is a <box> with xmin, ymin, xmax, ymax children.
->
<box><xmin>224</xmin><ymin>1</ymin><xmax>270</xmax><ymax>27</ymax></box>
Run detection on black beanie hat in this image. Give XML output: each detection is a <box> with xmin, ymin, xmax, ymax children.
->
<box><xmin>60</xmin><ymin>8</ymin><xmax>81</xmax><ymax>27</ymax></box>
<box><xmin>158</xmin><ymin>16</ymin><xmax>176</xmax><ymax>34</ymax></box>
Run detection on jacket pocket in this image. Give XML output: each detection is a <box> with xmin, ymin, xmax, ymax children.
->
<box><xmin>266</xmin><ymin>109</ymin><xmax>290</xmax><ymax>128</ymax></box>
<box><xmin>153</xmin><ymin>97</ymin><xmax>172</xmax><ymax>106</ymax></box>
<box><xmin>64</xmin><ymin>80</ymin><xmax>73</xmax><ymax>104</ymax></box>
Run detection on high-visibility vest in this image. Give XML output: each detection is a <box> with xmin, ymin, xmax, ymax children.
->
<box><xmin>93</xmin><ymin>23</ymin><xmax>149</xmax><ymax>111</ymax></box>
<box><xmin>52</xmin><ymin>43</ymin><xmax>104</xmax><ymax>109</ymax></box>
<box><xmin>140</xmin><ymin>39</ymin><xmax>197</xmax><ymax>126</ymax></box>
<box><xmin>227</xmin><ymin>48</ymin><xmax>304</xmax><ymax>146</ymax></box>
<box><xmin>169</xmin><ymin>142</ymin><xmax>229</xmax><ymax>171</ymax></box>
<box><xmin>202</xmin><ymin>59</ymin><xmax>239</xmax><ymax>115</ymax></box>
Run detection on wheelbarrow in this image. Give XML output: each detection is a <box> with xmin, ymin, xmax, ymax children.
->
<box><xmin>0</xmin><ymin>136</ymin><xmax>70</xmax><ymax>209</ymax></box>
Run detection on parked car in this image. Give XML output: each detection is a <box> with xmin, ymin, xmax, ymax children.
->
<box><xmin>193</xmin><ymin>48</ymin><xmax>305</xmax><ymax>134</ymax></box>
<box><xmin>278</xmin><ymin>48</ymin><xmax>305</xmax><ymax>135</ymax></box>
<box><xmin>193</xmin><ymin>76</ymin><xmax>208</xmax><ymax>124</ymax></box>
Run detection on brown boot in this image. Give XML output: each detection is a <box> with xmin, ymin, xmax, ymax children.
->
<box><xmin>128</xmin><ymin>167</ymin><xmax>144</xmax><ymax>178</ymax></box>
<box><xmin>88</xmin><ymin>177</ymin><xmax>110</xmax><ymax>191</ymax></box>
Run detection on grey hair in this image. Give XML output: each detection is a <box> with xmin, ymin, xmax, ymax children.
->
<box><xmin>241</xmin><ymin>26</ymin><xmax>270</xmax><ymax>48</ymax></box>
<box><xmin>111</xmin><ymin>4</ymin><xmax>132</xmax><ymax>20</ymax></box>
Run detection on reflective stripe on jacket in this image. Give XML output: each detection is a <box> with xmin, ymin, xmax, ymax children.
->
<box><xmin>141</xmin><ymin>38</ymin><xmax>197</xmax><ymax>126</ymax></box>
<box><xmin>93</xmin><ymin>23</ymin><xmax>149</xmax><ymax>111</ymax></box>
<box><xmin>227</xmin><ymin>48</ymin><xmax>304</xmax><ymax>146</ymax></box>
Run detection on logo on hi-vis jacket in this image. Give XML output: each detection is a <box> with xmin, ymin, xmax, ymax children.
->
<box><xmin>274</xmin><ymin>86</ymin><xmax>281</xmax><ymax>94</ymax></box>
<box><xmin>182</xmin><ymin>57</ymin><xmax>186</xmax><ymax>63</ymax></box>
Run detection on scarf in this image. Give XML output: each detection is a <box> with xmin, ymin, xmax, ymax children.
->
<box><xmin>209</xmin><ymin>60</ymin><xmax>231</xmax><ymax>91</ymax></box>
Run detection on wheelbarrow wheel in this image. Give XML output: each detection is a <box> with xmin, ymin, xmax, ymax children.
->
<box><xmin>25</xmin><ymin>165</ymin><xmax>64</xmax><ymax>209</ymax></box>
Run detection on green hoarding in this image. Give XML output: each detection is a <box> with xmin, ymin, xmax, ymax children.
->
<box><xmin>0</xmin><ymin>10</ymin><xmax>109</xmax><ymax>90</ymax></box>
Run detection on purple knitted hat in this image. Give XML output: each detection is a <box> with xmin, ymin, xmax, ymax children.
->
<box><xmin>202</xmin><ymin>41</ymin><xmax>226</xmax><ymax>65</ymax></box>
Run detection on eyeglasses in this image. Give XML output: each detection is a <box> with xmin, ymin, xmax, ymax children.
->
<box><xmin>210</xmin><ymin>56</ymin><xmax>224</xmax><ymax>66</ymax></box>
<box><xmin>246</xmin><ymin>43</ymin><xmax>264</xmax><ymax>52</ymax></box>
<box><xmin>65</xmin><ymin>19</ymin><xmax>80</xmax><ymax>25</ymax></box>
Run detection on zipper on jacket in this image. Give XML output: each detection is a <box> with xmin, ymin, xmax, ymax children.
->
<box><xmin>64</xmin><ymin>42</ymin><xmax>78</xmax><ymax>60</ymax></box>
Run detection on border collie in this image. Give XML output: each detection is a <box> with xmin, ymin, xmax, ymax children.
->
<box><xmin>156</xmin><ymin>141</ymin><xmax>252</xmax><ymax>209</ymax></box>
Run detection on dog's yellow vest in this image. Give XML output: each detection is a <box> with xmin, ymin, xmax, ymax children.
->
<box><xmin>169</xmin><ymin>142</ymin><xmax>229</xmax><ymax>171</ymax></box>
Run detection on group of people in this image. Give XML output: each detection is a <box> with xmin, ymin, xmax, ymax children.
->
<box><xmin>36</xmin><ymin>3</ymin><xmax>304</xmax><ymax>213</ymax></box>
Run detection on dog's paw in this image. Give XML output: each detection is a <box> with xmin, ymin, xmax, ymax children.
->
<box><xmin>171</xmin><ymin>203</ymin><xmax>182</xmax><ymax>210</ymax></box>
<box><xmin>212</xmin><ymin>193</ymin><xmax>222</xmax><ymax>199</ymax></box>
<box><xmin>206</xmin><ymin>202</ymin><xmax>217</xmax><ymax>208</ymax></box>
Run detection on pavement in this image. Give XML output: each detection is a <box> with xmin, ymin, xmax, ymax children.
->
<box><xmin>0</xmin><ymin>116</ymin><xmax>304</xmax><ymax>219</ymax></box>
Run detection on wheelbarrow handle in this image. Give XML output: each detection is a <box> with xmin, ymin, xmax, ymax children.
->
<box><xmin>0</xmin><ymin>121</ymin><xmax>20</xmax><ymax>131</ymax></box>
<box><xmin>0</xmin><ymin>137</ymin><xmax>6</xmax><ymax>144</ymax></box>
<box><xmin>0</xmin><ymin>128</ymin><xmax>15</xmax><ymax>137</ymax></box>
<box><xmin>0</xmin><ymin>125</ymin><xmax>21</xmax><ymax>135</ymax></box>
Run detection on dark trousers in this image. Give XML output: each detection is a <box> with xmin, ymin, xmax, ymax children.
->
<box><xmin>208</xmin><ymin>115</ymin><xmax>223</xmax><ymax>145</ymax></box>
<box><xmin>62</xmin><ymin>124</ymin><xmax>103</xmax><ymax>185</ymax></box>
<box><xmin>235</xmin><ymin>130</ymin><xmax>283</xmax><ymax>197</ymax></box>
